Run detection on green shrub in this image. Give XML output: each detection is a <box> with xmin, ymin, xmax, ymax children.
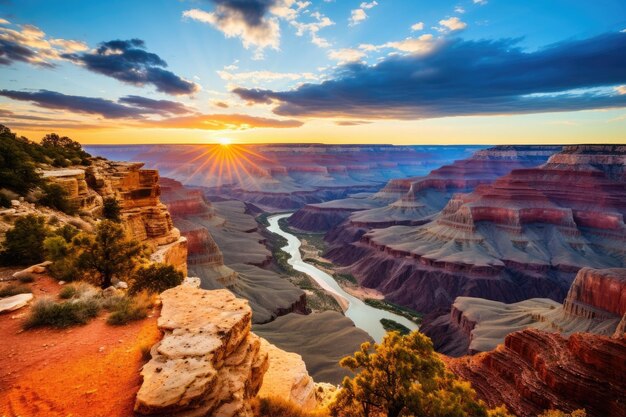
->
<box><xmin>130</xmin><ymin>263</ymin><xmax>183</xmax><ymax>295</ymax></box>
<box><xmin>39</xmin><ymin>183</ymin><xmax>76</xmax><ymax>214</ymax></box>
<box><xmin>102</xmin><ymin>196</ymin><xmax>121</xmax><ymax>222</ymax></box>
<box><xmin>24</xmin><ymin>298</ymin><xmax>101</xmax><ymax>328</ymax></box>
<box><xmin>0</xmin><ymin>283</ymin><xmax>32</xmax><ymax>298</ymax></box>
<box><xmin>106</xmin><ymin>295</ymin><xmax>150</xmax><ymax>325</ymax></box>
<box><xmin>0</xmin><ymin>214</ymin><xmax>47</xmax><ymax>266</ymax></box>
<box><xmin>59</xmin><ymin>285</ymin><xmax>77</xmax><ymax>299</ymax></box>
<box><xmin>74</xmin><ymin>220</ymin><xmax>147</xmax><ymax>289</ymax></box>
<box><xmin>380</xmin><ymin>318</ymin><xmax>411</xmax><ymax>335</ymax></box>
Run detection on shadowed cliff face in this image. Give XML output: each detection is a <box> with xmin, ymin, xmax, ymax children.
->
<box><xmin>445</xmin><ymin>328</ymin><xmax>626</xmax><ymax>417</ymax></box>
<box><xmin>326</xmin><ymin>145</ymin><xmax>626</xmax><ymax>317</ymax></box>
<box><xmin>289</xmin><ymin>145</ymin><xmax>561</xmax><ymax>232</ymax></box>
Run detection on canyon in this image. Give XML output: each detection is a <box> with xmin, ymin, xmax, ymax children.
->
<box><xmin>422</xmin><ymin>267</ymin><xmax>626</xmax><ymax>356</ymax></box>
<box><xmin>289</xmin><ymin>145</ymin><xmax>561</xmax><ymax>232</ymax></box>
<box><xmin>324</xmin><ymin>145</ymin><xmax>626</xmax><ymax>317</ymax></box>
<box><xmin>86</xmin><ymin>144</ymin><xmax>479</xmax><ymax>210</ymax></box>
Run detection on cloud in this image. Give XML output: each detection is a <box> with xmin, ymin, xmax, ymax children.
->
<box><xmin>290</xmin><ymin>11</ymin><xmax>334</xmax><ymax>48</ymax></box>
<box><xmin>117</xmin><ymin>95</ymin><xmax>194</xmax><ymax>115</ymax></box>
<box><xmin>62</xmin><ymin>39</ymin><xmax>199</xmax><ymax>96</ymax></box>
<box><xmin>455</xmin><ymin>7</ymin><xmax>465</xmax><ymax>14</ymax></box>
<box><xmin>380</xmin><ymin>34</ymin><xmax>436</xmax><ymax>54</ymax></box>
<box><xmin>438</xmin><ymin>17</ymin><xmax>467</xmax><ymax>32</ymax></box>
<box><xmin>335</xmin><ymin>120</ymin><xmax>371</xmax><ymax>126</ymax></box>
<box><xmin>349</xmin><ymin>1</ymin><xmax>378</xmax><ymax>26</ymax></box>
<box><xmin>0</xmin><ymin>89</ymin><xmax>146</xmax><ymax>119</ymax></box>
<box><xmin>328</xmin><ymin>48</ymin><xmax>366</xmax><ymax>63</ymax></box>
<box><xmin>217</xmin><ymin>69</ymin><xmax>318</xmax><ymax>84</ymax></box>
<box><xmin>146</xmin><ymin>113</ymin><xmax>303</xmax><ymax>130</ymax></box>
<box><xmin>473</xmin><ymin>0</ymin><xmax>487</xmax><ymax>4</ymax></box>
<box><xmin>0</xmin><ymin>22</ymin><xmax>87</xmax><ymax>67</ymax></box>
<box><xmin>183</xmin><ymin>1</ymin><xmax>310</xmax><ymax>58</ymax></box>
<box><xmin>232</xmin><ymin>33</ymin><xmax>626</xmax><ymax>120</ymax></box>
<box><xmin>615</xmin><ymin>85</ymin><xmax>626</xmax><ymax>95</ymax></box>
<box><xmin>411</xmin><ymin>22</ymin><xmax>424</xmax><ymax>31</ymax></box>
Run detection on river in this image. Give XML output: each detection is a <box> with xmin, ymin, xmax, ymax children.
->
<box><xmin>267</xmin><ymin>213</ymin><xmax>419</xmax><ymax>342</ymax></box>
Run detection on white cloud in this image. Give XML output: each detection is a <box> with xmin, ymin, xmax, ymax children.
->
<box><xmin>438</xmin><ymin>17</ymin><xmax>467</xmax><ymax>32</ymax></box>
<box><xmin>455</xmin><ymin>7</ymin><xmax>465</xmax><ymax>14</ymax></box>
<box><xmin>328</xmin><ymin>48</ymin><xmax>366</xmax><ymax>63</ymax></box>
<box><xmin>183</xmin><ymin>8</ymin><xmax>280</xmax><ymax>59</ymax></box>
<box><xmin>473</xmin><ymin>0</ymin><xmax>487</xmax><ymax>4</ymax></box>
<box><xmin>615</xmin><ymin>85</ymin><xmax>626</xmax><ymax>95</ymax></box>
<box><xmin>349</xmin><ymin>1</ymin><xmax>378</xmax><ymax>26</ymax></box>
<box><xmin>411</xmin><ymin>22</ymin><xmax>424</xmax><ymax>31</ymax></box>
<box><xmin>217</xmin><ymin>69</ymin><xmax>318</xmax><ymax>83</ymax></box>
<box><xmin>0</xmin><ymin>18</ymin><xmax>10</xmax><ymax>25</ymax></box>
<box><xmin>381</xmin><ymin>34</ymin><xmax>436</xmax><ymax>54</ymax></box>
<box><xmin>291</xmin><ymin>11</ymin><xmax>334</xmax><ymax>48</ymax></box>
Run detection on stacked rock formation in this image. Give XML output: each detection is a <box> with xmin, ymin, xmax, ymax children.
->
<box><xmin>135</xmin><ymin>286</ymin><xmax>269</xmax><ymax>417</ymax></box>
<box><xmin>85</xmin><ymin>160</ymin><xmax>188</xmax><ymax>275</ymax></box>
<box><xmin>326</xmin><ymin>145</ymin><xmax>626</xmax><ymax>314</ymax></box>
<box><xmin>423</xmin><ymin>268</ymin><xmax>626</xmax><ymax>356</ymax></box>
<box><xmin>41</xmin><ymin>169</ymin><xmax>101</xmax><ymax>214</ymax></box>
<box><xmin>446</xmin><ymin>329</ymin><xmax>626</xmax><ymax>417</ymax></box>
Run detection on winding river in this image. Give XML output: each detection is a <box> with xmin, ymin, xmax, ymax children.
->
<box><xmin>267</xmin><ymin>213</ymin><xmax>419</xmax><ymax>342</ymax></box>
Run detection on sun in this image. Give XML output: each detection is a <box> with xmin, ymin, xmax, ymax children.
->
<box><xmin>217</xmin><ymin>137</ymin><xmax>232</xmax><ymax>146</ymax></box>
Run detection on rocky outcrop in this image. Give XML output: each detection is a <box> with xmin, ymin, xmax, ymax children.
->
<box><xmin>41</xmin><ymin>169</ymin><xmax>101</xmax><ymax>214</ymax></box>
<box><xmin>327</xmin><ymin>145</ymin><xmax>626</xmax><ymax>315</ymax></box>
<box><xmin>563</xmin><ymin>267</ymin><xmax>626</xmax><ymax>319</ymax></box>
<box><xmin>446</xmin><ymin>329</ymin><xmax>626</xmax><ymax>417</ymax></box>
<box><xmin>258</xmin><ymin>339</ymin><xmax>317</xmax><ymax>410</ymax></box>
<box><xmin>135</xmin><ymin>286</ymin><xmax>269</xmax><ymax>417</ymax></box>
<box><xmin>0</xmin><ymin>293</ymin><xmax>33</xmax><ymax>313</ymax></box>
<box><xmin>423</xmin><ymin>268</ymin><xmax>626</xmax><ymax>355</ymax></box>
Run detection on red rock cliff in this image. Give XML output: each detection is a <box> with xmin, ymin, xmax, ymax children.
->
<box><xmin>446</xmin><ymin>329</ymin><xmax>626</xmax><ymax>417</ymax></box>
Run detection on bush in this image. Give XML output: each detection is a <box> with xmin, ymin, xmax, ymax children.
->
<box><xmin>130</xmin><ymin>263</ymin><xmax>183</xmax><ymax>295</ymax></box>
<box><xmin>0</xmin><ymin>283</ymin><xmax>32</xmax><ymax>298</ymax></box>
<box><xmin>102</xmin><ymin>196</ymin><xmax>121</xmax><ymax>222</ymax></box>
<box><xmin>330</xmin><ymin>331</ymin><xmax>512</xmax><ymax>417</ymax></box>
<box><xmin>25</xmin><ymin>298</ymin><xmax>101</xmax><ymax>328</ymax></box>
<box><xmin>74</xmin><ymin>220</ymin><xmax>147</xmax><ymax>288</ymax></box>
<box><xmin>39</xmin><ymin>182</ymin><xmax>76</xmax><ymax>214</ymax></box>
<box><xmin>380</xmin><ymin>318</ymin><xmax>411</xmax><ymax>335</ymax></box>
<box><xmin>106</xmin><ymin>293</ymin><xmax>151</xmax><ymax>325</ymax></box>
<box><xmin>59</xmin><ymin>285</ymin><xmax>77</xmax><ymax>299</ymax></box>
<box><xmin>252</xmin><ymin>396</ymin><xmax>326</xmax><ymax>417</ymax></box>
<box><xmin>44</xmin><ymin>235</ymin><xmax>81</xmax><ymax>282</ymax></box>
<box><xmin>0</xmin><ymin>214</ymin><xmax>47</xmax><ymax>266</ymax></box>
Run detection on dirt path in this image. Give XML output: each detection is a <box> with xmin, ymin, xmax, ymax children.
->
<box><xmin>0</xmin><ymin>276</ymin><xmax>161</xmax><ymax>417</ymax></box>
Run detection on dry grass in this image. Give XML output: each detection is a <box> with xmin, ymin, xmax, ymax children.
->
<box><xmin>251</xmin><ymin>396</ymin><xmax>329</xmax><ymax>417</ymax></box>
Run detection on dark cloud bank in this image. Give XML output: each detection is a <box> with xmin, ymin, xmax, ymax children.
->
<box><xmin>63</xmin><ymin>39</ymin><xmax>199</xmax><ymax>96</ymax></box>
<box><xmin>234</xmin><ymin>32</ymin><xmax>626</xmax><ymax>119</ymax></box>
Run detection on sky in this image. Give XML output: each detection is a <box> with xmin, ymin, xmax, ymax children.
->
<box><xmin>1</xmin><ymin>0</ymin><xmax>625</xmax><ymax>145</ymax></box>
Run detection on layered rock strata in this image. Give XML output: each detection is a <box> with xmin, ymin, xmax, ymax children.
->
<box><xmin>423</xmin><ymin>268</ymin><xmax>626</xmax><ymax>355</ymax></box>
<box><xmin>135</xmin><ymin>286</ymin><xmax>269</xmax><ymax>417</ymax></box>
<box><xmin>39</xmin><ymin>161</ymin><xmax>188</xmax><ymax>275</ymax></box>
<box><xmin>446</xmin><ymin>329</ymin><xmax>626</xmax><ymax>417</ymax></box>
<box><xmin>327</xmin><ymin>145</ymin><xmax>626</xmax><ymax>314</ymax></box>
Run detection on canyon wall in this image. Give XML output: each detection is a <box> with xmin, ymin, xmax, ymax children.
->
<box><xmin>326</xmin><ymin>145</ymin><xmax>626</xmax><ymax>317</ymax></box>
<box><xmin>41</xmin><ymin>161</ymin><xmax>188</xmax><ymax>275</ymax></box>
<box><xmin>423</xmin><ymin>268</ymin><xmax>625</xmax><ymax>356</ymax></box>
<box><xmin>291</xmin><ymin>145</ymin><xmax>561</xmax><ymax>232</ymax></box>
<box><xmin>446</xmin><ymin>329</ymin><xmax>626</xmax><ymax>417</ymax></box>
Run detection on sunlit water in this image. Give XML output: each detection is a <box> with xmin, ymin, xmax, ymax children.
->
<box><xmin>267</xmin><ymin>213</ymin><xmax>419</xmax><ymax>342</ymax></box>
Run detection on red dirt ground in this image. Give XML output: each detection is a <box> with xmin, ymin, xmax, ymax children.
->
<box><xmin>0</xmin><ymin>275</ymin><xmax>161</xmax><ymax>417</ymax></box>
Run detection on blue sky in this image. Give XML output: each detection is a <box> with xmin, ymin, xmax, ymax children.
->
<box><xmin>1</xmin><ymin>0</ymin><xmax>625</xmax><ymax>144</ymax></box>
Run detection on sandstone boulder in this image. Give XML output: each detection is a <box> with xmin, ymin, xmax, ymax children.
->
<box><xmin>0</xmin><ymin>293</ymin><xmax>34</xmax><ymax>313</ymax></box>
<box><xmin>135</xmin><ymin>287</ymin><xmax>269</xmax><ymax>417</ymax></box>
